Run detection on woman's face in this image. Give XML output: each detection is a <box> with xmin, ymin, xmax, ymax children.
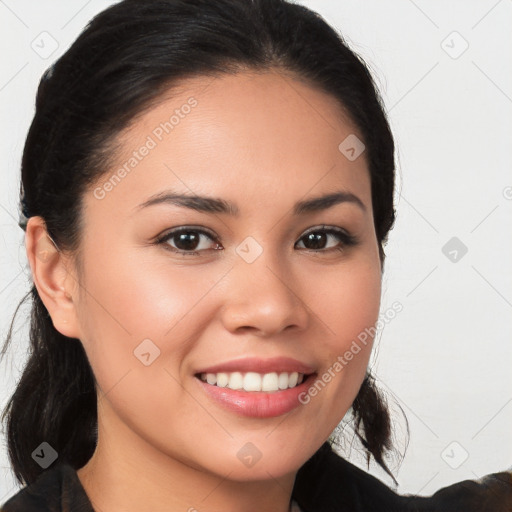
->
<box><xmin>66</xmin><ymin>69</ymin><xmax>382</xmax><ymax>480</ymax></box>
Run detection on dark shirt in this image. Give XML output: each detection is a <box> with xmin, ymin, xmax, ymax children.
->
<box><xmin>2</xmin><ymin>442</ymin><xmax>511</xmax><ymax>511</ymax></box>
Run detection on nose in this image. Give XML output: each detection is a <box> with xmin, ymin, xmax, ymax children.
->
<box><xmin>219</xmin><ymin>246</ymin><xmax>310</xmax><ymax>337</ymax></box>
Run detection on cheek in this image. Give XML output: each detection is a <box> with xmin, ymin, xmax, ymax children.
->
<box><xmin>305</xmin><ymin>259</ymin><xmax>381</xmax><ymax>421</ymax></box>
<box><xmin>339</xmin><ymin>267</ymin><xmax>381</xmax><ymax>348</ymax></box>
<box><xmin>73</xmin><ymin>249</ymin><xmax>216</xmax><ymax>440</ymax></box>
<box><xmin>316</xmin><ymin>258</ymin><xmax>381</xmax><ymax>354</ymax></box>
<box><xmin>74</xmin><ymin>245</ymin><xmax>214</xmax><ymax>392</ymax></box>
<box><xmin>77</xmin><ymin>241</ymin><xmax>213</xmax><ymax>341</ymax></box>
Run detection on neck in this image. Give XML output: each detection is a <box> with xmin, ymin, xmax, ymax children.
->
<box><xmin>77</xmin><ymin>401</ymin><xmax>297</xmax><ymax>512</ymax></box>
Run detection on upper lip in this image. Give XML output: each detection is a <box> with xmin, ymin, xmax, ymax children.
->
<box><xmin>195</xmin><ymin>357</ymin><xmax>316</xmax><ymax>375</ymax></box>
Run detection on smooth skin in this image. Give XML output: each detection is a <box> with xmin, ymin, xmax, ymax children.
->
<box><xmin>26</xmin><ymin>69</ymin><xmax>382</xmax><ymax>512</ymax></box>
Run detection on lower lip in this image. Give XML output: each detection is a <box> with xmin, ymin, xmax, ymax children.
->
<box><xmin>194</xmin><ymin>373</ymin><xmax>317</xmax><ymax>418</ymax></box>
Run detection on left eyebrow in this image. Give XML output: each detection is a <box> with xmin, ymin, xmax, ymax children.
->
<box><xmin>133</xmin><ymin>189</ymin><xmax>367</xmax><ymax>216</ymax></box>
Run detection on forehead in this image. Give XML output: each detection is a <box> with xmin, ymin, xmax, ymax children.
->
<box><xmin>87</xmin><ymin>69</ymin><xmax>371</xmax><ymax>220</ymax></box>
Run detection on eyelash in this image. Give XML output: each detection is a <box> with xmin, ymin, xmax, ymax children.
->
<box><xmin>153</xmin><ymin>225</ymin><xmax>359</xmax><ymax>257</ymax></box>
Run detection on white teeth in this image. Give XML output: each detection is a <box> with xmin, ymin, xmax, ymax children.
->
<box><xmin>216</xmin><ymin>373</ymin><xmax>229</xmax><ymax>387</ymax></box>
<box><xmin>278</xmin><ymin>372</ymin><xmax>289</xmax><ymax>389</ymax></box>
<box><xmin>229</xmin><ymin>372</ymin><xmax>243</xmax><ymax>390</ymax></box>
<box><xmin>243</xmin><ymin>372</ymin><xmax>262</xmax><ymax>392</ymax></box>
<box><xmin>262</xmin><ymin>372</ymin><xmax>278</xmax><ymax>391</ymax></box>
<box><xmin>199</xmin><ymin>371</ymin><xmax>306</xmax><ymax>392</ymax></box>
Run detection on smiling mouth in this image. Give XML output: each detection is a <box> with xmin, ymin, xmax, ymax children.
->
<box><xmin>194</xmin><ymin>371</ymin><xmax>315</xmax><ymax>393</ymax></box>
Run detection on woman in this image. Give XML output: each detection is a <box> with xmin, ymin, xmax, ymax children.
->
<box><xmin>1</xmin><ymin>0</ymin><xmax>511</xmax><ymax>510</ymax></box>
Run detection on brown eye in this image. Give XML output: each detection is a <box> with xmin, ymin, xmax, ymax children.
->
<box><xmin>156</xmin><ymin>228</ymin><xmax>221</xmax><ymax>255</ymax></box>
<box><xmin>296</xmin><ymin>227</ymin><xmax>358</xmax><ymax>253</ymax></box>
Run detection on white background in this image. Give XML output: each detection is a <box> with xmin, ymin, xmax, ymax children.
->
<box><xmin>1</xmin><ymin>0</ymin><xmax>511</xmax><ymax>503</ymax></box>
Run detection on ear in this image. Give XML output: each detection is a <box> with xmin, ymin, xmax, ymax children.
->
<box><xmin>25</xmin><ymin>216</ymin><xmax>81</xmax><ymax>339</ymax></box>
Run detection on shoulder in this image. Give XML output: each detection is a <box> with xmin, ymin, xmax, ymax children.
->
<box><xmin>292</xmin><ymin>441</ymin><xmax>512</xmax><ymax>512</ymax></box>
<box><xmin>293</xmin><ymin>441</ymin><xmax>408</xmax><ymax>511</ymax></box>
<box><xmin>0</xmin><ymin>462</ymin><xmax>94</xmax><ymax>512</ymax></box>
<box><xmin>411</xmin><ymin>470</ymin><xmax>512</xmax><ymax>512</ymax></box>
